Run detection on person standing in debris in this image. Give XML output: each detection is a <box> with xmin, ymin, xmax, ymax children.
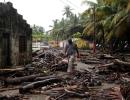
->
<box><xmin>64</xmin><ymin>39</ymin><xmax>79</xmax><ymax>73</ymax></box>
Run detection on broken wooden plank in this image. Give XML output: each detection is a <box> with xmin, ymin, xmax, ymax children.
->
<box><xmin>64</xmin><ymin>89</ymin><xmax>90</xmax><ymax>97</ymax></box>
<box><xmin>98</xmin><ymin>63</ymin><xmax>114</xmax><ymax>68</ymax></box>
<box><xmin>0</xmin><ymin>87</ymin><xmax>19</xmax><ymax>92</ymax></box>
<box><xmin>55</xmin><ymin>93</ymin><xmax>66</xmax><ymax>100</ymax></box>
<box><xmin>99</xmin><ymin>59</ymin><xmax>130</xmax><ymax>68</ymax></box>
<box><xmin>35</xmin><ymin>75</ymin><xmax>57</xmax><ymax>81</ymax></box>
<box><xmin>50</xmin><ymin>85</ymin><xmax>78</xmax><ymax>91</ymax></box>
<box><xmin>82</xmin><ymin>60</ymin><xmax>102</xmax><ymax>64</ymax></box>
<box><xmin>0</xmin><ymin>67</ymin><xmax>25</xmax><ymax>75</ymax></box>
<box><xmin>19</xmin><ymin>77</ymin><xmax>62</xmax><ymax>94</ymax></box>
<box><xmin>98</xmin><ymin>54</ymin><xmax>115</xmax><ymax>59</ymax></box>
<box><xmin>4</xmin><ymin>74</ymin><xmax>42</xmax><ymax>85</ymax></box>
<box><xmin>114</xmin><ymin>59</ymin><xmax>130</xmax><ymax>66</ymax></box>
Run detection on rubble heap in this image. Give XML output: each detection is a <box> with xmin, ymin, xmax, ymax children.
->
<box><xmin>0</xmin><ymin>49</ymin><xmax>130</xmax><ymax>100</ymax></box>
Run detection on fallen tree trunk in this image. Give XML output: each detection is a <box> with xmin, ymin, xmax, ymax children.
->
<box><xmin>0</xmin><ymin>87</ymin><xmax>19</xmax><ymax>92</ymax></box>
<box><xmin>99</xmin><ymin>63</ymin><xmax>114</xmax><ymax>68</ymax></box>
<box><xmin>55</xmin><ymin>93</ymin><xmax>66</xmax><ymax>100</ymax></box>
<box><xmin>0</xmin><ymin>67</ymin><xmax>25</xmax><ymax>75</ymax></box>
<box><xmin>19</xmin><ymin>78</ymin><xmax>62</xmax><ymax>94</ymax></box>
<box><xmin>50</xmin><ymin>85</ymin><xmax>78</xmax><ymax>91</ymax></box>
<box><xmin>114</xmin><ymin>59</ymin><xmax>130</xmax><ymax>66</ymax></box>
<box><xmin>83</xmin><ymin>60</ymin><xmax>102</xmax><ymax>64</ymax></box>
<box><xmin>98</xmin><ymin>59</ymin><xmax>130</xmax><ymax>72</ymax></box>
<box><xmin>64</xmin><ymin>89</ymin><xmax>90</xmax><ymax>97</ymax></box>
<box><xmin>0</xmin><ymin>67</ymin><xmax>24</xmax><ymax>71</ymax></box>
<box><xmin>35</xmin><ymin>75</ymin><xmax>57</xmax><ymax>81</ymax></box>
<box><xmin>99</xmin><ymin>59</ymin><xmax>130</xmax><ymax>68</ymax></box>
<box><xmin>4</xmin><ymin>74</ymin><xmax>42</xmax><ymax>85</ymax></box>
<box><xmin>51</xmin><ymin>62</ymin><xmax>68</xmax><ymax>71</ymax></box>
<box><xmin>98</xmin><ymin>54</ymin><xmax>115</xmax><ymax>59</ymax></box>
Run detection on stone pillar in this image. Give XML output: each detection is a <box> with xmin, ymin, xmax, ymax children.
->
<box><xmin>10</xmin><ymin>33</ymin><xmax>19</xmax><ymax>66</ymax></box>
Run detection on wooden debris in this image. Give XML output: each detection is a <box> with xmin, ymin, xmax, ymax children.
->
<box><xmin>19</xmin><ymin>77</ymin><xmax>62</xmax><ymax>94</ymax></box>
<box><xmin>0</xmin><ymin>67</ymin><xmax>25</xmax><ymax>75</ymax></box>
<box><xmin>50</xmin><ymin>85</ymin><xmax>78</xmax><ymax>91</ymax></box>
<box><xmin>35</xmin><ymin>75</ymin><xmax>57</xmax><ymax>81</ymax></box>
<box><xmin>98</xmin><ymin>54</ymin><xmax>115</xmax><ymax>59</ymax></box>
<box><xmin>1</xmin><ymin>49</ymin><xmax>130</xmax><ymax>99</ymax></box>
<box><xmin>4</xmin><ymin>74</ymin><xmax>42</xmax><ymax>85</ymax></box>
<box><xmin>99</xmin><ymin>59</ymin><xmax>130</xmax><ymax>69</ymax></box>
<box><xmin>51</xmin><ymin>62</ymin><xmax>68</xmax><ymax>71</ymax></box>
<box><xmin>83</xmin><ymin>60</ymin><xmax>102</xmax><ymax>64</ymax></box>
<box><xmin>64</xmin><ymin>89</ymin><xmax>90</xmax><ymax>97</ymax></box>
<box><xmin>55</xmin><ymin>93</ymin><xmax>66</xmax><ymax>100</ymax></box>
<box><xmin>114</xmin><ymin>59</ymin><xmax>130</xmax><ymax>66</ymax></box>
<box><xmin>0</xmin><ymin>87</ymin><xmax>19</xmax><ymax>92</ymax></box>
<box><xmin>99</xmin><ymin>63</ymin><xmax>114</xmax><ymax>68</ymax></box>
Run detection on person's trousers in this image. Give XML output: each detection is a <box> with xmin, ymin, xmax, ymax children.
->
<box><xmin>67</xmin><ymin>55</ymin><xmax>75</xmax><ymax>72</ymax></box>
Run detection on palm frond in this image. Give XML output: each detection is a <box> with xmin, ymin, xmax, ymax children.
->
<box><xmin>101</xmin><ymin>15</ymin><xmax>114</xmax><ymax>30</ymax></box>
<box><xmin>106</xmin><ymin>31</ymin><xmax>114</xmax><ymax>42</ymax></box>
<box><xmin>106</xmin><ymin>15</ymin><xmax>128</xmax><ymax>42</ymax></box>
<box><xmin>110</xmin><ymin>9</ymin><xmax>127</xmax><ymax>28</ymax></box>
<box><xmin>83</xmin><ymin>22</ymin><xmax>94</xmax><ymax>36</ymax></box>
<box><xmin>127</xmin><ymin>0</ymin><xmax>130</xmax><ymax>10</ymax></box>
<box><xmin>114</xmin><ymin>16</ymin><xmax>128</xmax><ymax>38</ymax></box>
<box><xmin>82</xmin><ymin>0</ymin><xmax>97</xmax><ymax>7</ymax></box>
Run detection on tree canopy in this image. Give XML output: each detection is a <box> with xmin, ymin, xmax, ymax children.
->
<box><xmin>48</xmin><ymin>0</ymin><xmax>130</xmax><ymax>51</ymax></box>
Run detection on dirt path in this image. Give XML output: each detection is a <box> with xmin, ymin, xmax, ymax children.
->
<box><xmin>75</xmin><ymin>61</ymin><xmax>95</xmax><ymax>72</ymax></box>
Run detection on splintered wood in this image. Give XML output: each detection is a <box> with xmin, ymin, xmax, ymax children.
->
<box><xmin>0</xmin><ymin>49</ymin><xmax>130</xmax><ymax>100</ymax></box>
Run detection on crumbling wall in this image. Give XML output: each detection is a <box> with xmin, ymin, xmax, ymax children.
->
<box><xmin>0</xmin><ymin>2</ymin><xmax>32</xmax><ymax>68</ymax></box>
<box><xmin>0</xmin><ymin>31</ymin><xmax>2</xmax><ymax>67</ymax></box>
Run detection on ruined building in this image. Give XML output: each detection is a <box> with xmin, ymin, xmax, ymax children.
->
<box><xmin>0</xmin><ymin>2</ymin><xmax>32</xmax><ymax>68</ymax></box>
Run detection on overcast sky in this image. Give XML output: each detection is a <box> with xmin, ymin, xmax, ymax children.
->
<box><xmin>0</xmin><ymin>0</ymin><xmax>96</xmax><ymax>31</ymax></box>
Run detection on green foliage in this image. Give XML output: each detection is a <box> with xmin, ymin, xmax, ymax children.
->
<box><xmin>32</xmin><ymin>25</ymin><xmax>45</xmax><ymax>34</ymax></box>
<box><xmin>48</xmin><ymin>0</ymin><xmax>130</xmax><ymax>51</ymax></box>
<box><xmin>72</xmin><ymin>32</ymin><xmax>81</xmax><ymax>38</ymax></box>
<box><xmin>50</xmin><ymin>6</ymin><xmax>83</xmax><ymax>41</ymax></box>
<box><xmin>63</xmin><ymin>6</ymin><xmax>73</xmax><ymax>18</ymax></box>
<box><xmin>32</xmin><ymin>25</ymin><xmax>45</xmax><ymax>41</ymax></box>
<box><xmin>75</xmin><ymin>38</ymin><xmax>90</xmax><ymax>49</ymax></box>
<box><xmin>81</xmin><ymin>0</ymin><xmax>130</xmax><ymax>51</ymax></box>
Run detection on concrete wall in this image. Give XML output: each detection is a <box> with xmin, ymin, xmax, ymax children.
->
<box><xmin>0</xmin><ymin>31</ymin><xmax>2</xmax><ymax>67</ymax></box>
<box><xmin>11</xmin><ymin>32</ymin><xmax>19</xmax><ymax>66</ymax></box>
<box><xmin>0</xmin><ymin>2</ymin><xmax>32</xmax><ymax>68</ymax></box>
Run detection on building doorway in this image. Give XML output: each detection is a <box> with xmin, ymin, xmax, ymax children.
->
<box><xmin>3</xmin><ymin>33</ymin><xmax>11</xmax><ymax>66</ymax></box>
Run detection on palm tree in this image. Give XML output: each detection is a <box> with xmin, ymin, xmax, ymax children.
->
<box><xmin>82</xmin><ymin>0</ymin><xmax>97</xmax><ymax>7</ymax></box>
<box><xmin>82</xmin><ymin>0</ymin><xmax>129</xmax><ymax>52</ymax></box>
<box><xmin>58</xmin><ymin>18</ymin><xmax>66</xmax><ymax>40</ymax></box>
<box><xmin>51</xmin><ymin>19</ymin><xmax>59</xmax><ymax>40</ymax></box>
<box><xmin>63</xmin><ymin>6</ymin><xmax>73</xmax><ymax>19</ymax></box>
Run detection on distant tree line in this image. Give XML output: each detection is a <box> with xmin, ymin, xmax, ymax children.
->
<box><xmin>49</xmin><ymin>0</ymin><xmax>130</xmax><ymax>52</ymax></box>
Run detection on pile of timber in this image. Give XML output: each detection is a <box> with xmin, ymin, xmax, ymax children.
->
<box><xmin>1</xmin><ymin>49</ymin><xmax>130</xmax><ymax>100</ymax></box>
<box><xmin>32</xmin><ymin>49</ymin><xmax>68</xmax><ymax>72</ymax></box>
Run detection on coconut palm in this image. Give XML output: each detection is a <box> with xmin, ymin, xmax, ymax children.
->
<box><xmin>63</xmin><ymin>6</ymin><xmax>73</xmax><ymax>19</ymax></box>
<box><xmin>82</xmin><ymin>0</ymin><xmax>130</xmax><ymax>52</ymax></box>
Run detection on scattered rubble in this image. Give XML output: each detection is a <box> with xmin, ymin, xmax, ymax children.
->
<box><xmin>0</xmin><ymin>49</ymin><xmax>130</xmax><ymax>100</ymax></box>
